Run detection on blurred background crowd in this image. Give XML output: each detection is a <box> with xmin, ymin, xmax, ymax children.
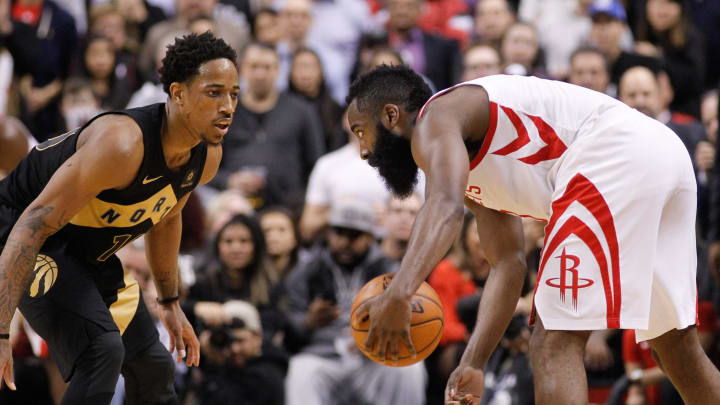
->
<box><xmin>0</xmin><ymin>0</ymin><xmax>719</xmax><ymax>403</ymax></box>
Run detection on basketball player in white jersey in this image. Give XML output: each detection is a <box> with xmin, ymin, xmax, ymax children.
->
<box><xmin>347</xmin><ymin>65</ymin><xmax>720</xmax><ymax>405</ymax></box>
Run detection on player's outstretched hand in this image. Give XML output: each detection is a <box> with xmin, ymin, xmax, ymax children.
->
<box><xmin>355</xmin><ymin>291</ymin><xmax>415</xmax><ymax>364</ymax></box>
<box><xmin>0</xmin><ymin>340</ymin><xmax>16</xmax><ymax>391</ymax></box>
<box><xmin>445</xmin><ymin>365</ymin><xmax>484</xmax><ymax>405</ymax></box>
<box><xmin>160</xmin><ymin>302</ymin><xmax>200</xmax><ymax>367</ymax></box>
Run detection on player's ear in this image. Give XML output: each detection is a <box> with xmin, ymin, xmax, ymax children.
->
<box><xmin>381</xmin><ymin>104</ymin><xmax>401</xmax><ymax>128</ymax></box>
<box><xmin>169</xmin><ymin>82</ymin><xmax>184</xmax><ymax>106</ymax></box>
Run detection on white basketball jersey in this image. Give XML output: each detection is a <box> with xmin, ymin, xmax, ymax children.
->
<box><xmin>418</xmin><ymin>75</ymin><xmax>631</xmax><ymax>221</ymax></box>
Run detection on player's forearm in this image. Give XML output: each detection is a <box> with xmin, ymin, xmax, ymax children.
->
<box><xmin>387</xmin><ymin>195</ymin><xmax>464</xmax><ymax>300</ymax></box>
<box><xmin>460</xmin><ymin>257</ymin><xmax>527</xmax><ymax>368</ymax></box>
<box><xmin>0</xmin><ymin>205</ymin><xmax>59</xmax><ymax>331</ymax></box>
<box><xmin>146</xmin><ymin>213</ymin><xmax>182</xmax><ymax>300</ymax></box>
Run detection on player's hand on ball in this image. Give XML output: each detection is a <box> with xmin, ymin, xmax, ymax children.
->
<box><xmin>0</xmin><ymin>340</ymin><xmax>15</xmax><ymax>390</ymax></box>
<box><xmin>355</xmin><ymin>290</ymin><xmax>415</xmax><ymax>364</ymax></box>
<box><xmin>160</xmin><ymin>302</ymin><xmax>200</xmax><ymax>367</ymax></box>
<box><xmin>445</xmin><ymin>365</ymin><xmax>484</xmax><ymax>405</ymax></box>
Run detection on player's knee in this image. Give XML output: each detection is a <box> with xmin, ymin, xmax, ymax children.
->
<box><xmin>94</xmin><ymin>332</ymin><xmax>126</xmax><ymax>370</ymax></box>
<box><xmin>147</xmin><ymin>346</ymin><xmax>175</xmax><ymax>383</ymax></box>
<box><xmin>648</xmin><ymin>326</ymin><xmax>702</xmax><ymax>362</ymax></box>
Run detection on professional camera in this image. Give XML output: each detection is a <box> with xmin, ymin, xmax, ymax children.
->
<box><xmin>208</xmin><ymin>318</ymin><xmax>246</xmax><ymax>350</ymax></box>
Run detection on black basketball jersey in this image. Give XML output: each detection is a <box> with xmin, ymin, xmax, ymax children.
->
<box><xmin>0</xmin><ymin>103</ymin><xmax>207</xmax><ymax>271</ymax></box>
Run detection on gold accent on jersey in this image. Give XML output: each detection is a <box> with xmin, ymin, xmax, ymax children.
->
<box><xmin>29</xmin><ymin>254</ymin><xmax>58</xmax><ymax>297</ymax></box>
<box><xmin>110</xmin><ymin>268</ymin><xmax>140</xmax><ymax>335</ymax></box>
<box><xmin>142</xmin><ymin>175</ymin><xmax>163</xmax><ymax>184</ymax></box>
<box><xmin>69</xmin><ymin>184</ymin><xmax>177</xmax><ymax>228</ymax></box>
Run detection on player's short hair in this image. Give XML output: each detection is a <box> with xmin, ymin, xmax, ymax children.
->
<box><xmin>159</xmin><ymin>32</ymin><xmax>237</xmax><ymax>94</ymax></box>
<box><xmin>347</xmin><ymin>65</ymin><xmax>432</xmax><ymax>118</ymax></box>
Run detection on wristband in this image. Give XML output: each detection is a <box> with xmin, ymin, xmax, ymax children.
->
<box><xmin>0</xmin><ymin>333</ymin><xmax>9</xmax><ymax>340</ymax></box>
<box><xmin>156</xmin><ymin>295</ymin><xmax>180</xmax><ymax>305</ymax></box>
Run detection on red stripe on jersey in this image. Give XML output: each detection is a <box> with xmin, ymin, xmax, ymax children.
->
<box><xmin>470</xmin><ymin>101</ymin><xmax>498</xmax><ymax>170</ymax></box>
<box><xmin>530</xmin><ymin>173</ymin><xmax>621</xmax><ymax>328</ymax></box>
<box><xmin>492</xmin><ymin>106</ymin><xmax>530</xmax><ymax>156</ymax></box>
<box><xmin>519</xmin><ymin>115</ymin><xmax>568</xmax><ymax>165</ymax></box>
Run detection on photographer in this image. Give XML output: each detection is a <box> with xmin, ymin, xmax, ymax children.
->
<box><xmin>193</xmin><ymin>301</ymin><xmax>287</xmax><ymax>405</ymax></box>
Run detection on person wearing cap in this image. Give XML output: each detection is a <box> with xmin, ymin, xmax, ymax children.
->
<box><xmin>588</xmin><ymin>0</ymin><xmax>662</xmax><ymax>89</ymax></box>
<box><xmin>194</xmin><ymin>300</ymin><xmax>287</xmax><ymax>405</ymax></box>
<box><xmin>283</xmin><ymin>198</ymin><xmax>427</xmax><ymax>405</ymax></box>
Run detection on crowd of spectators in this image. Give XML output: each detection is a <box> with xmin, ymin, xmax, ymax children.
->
<box><xmin>0</xmin><ymin>0</ymin><xmax>719</xmax><ymax>404</ymax></box>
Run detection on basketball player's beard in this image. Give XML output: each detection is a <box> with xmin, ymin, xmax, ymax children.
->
<box><xmin>367</xmin><ymin>122</ymin><xmax>419</xmax><ymax>198</ymax></box>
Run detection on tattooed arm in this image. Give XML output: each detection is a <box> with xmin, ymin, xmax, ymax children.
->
<box><xmin>0</xmin><ymin>115</ymin><xmax>143</xmax><ymax>389</ymax></box>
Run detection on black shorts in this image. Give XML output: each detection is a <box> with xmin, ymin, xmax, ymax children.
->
<box><xmin>1</xmin><ymin>231</ymin><xmax>158</xmax><ymax>382</ymax></box>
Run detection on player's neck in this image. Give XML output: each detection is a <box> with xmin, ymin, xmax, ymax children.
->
<box><xmin>162</xmin><ymin>103</ymin><xmax>199</xmax><ymax>170</ymax></box>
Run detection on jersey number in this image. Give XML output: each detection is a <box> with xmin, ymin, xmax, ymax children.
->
<box><xmin>97</xmin><ymin>234</ymin><xmax>133</xmax><ymax>262</ymax></box>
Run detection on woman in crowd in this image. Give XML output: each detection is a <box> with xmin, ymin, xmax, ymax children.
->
<box><xmin>260</xmin><ymin>206</ymin><xmax>302</xmax><ymax>281</ymax></box>
<box><xmin>79</xmin><ymin>35</ymin><xmax>134</xmax><ymax>110</ymax></box>
<box><xmin>634</xmin><ymin>0</ymin><xmax>705</xmax><ymax>118</ymax></box>
<box><xmin>288</xmin><ymin>47</ymin><xmax>345</xmax><ymax>152</ymax></box>
<box><xmin>500</xmin><ymin>22</ymin><xmax>548</xmax><ymax>78</ymax></box>
<box><xmin>185</xmin><ymin>214</ymin><xmax>277</xmax><ymax>327</ymax></box>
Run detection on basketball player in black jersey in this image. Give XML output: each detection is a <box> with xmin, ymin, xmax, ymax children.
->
<box><xmin>0</xmin><ymin>32</ymin><xmax>239</xmax><ymax>405</ymax></box>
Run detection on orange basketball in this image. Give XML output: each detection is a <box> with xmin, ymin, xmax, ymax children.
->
<box><xmin>350</xmin><ymin>273</ymin><xmax>444</xmax><ymax>367</ymax></box>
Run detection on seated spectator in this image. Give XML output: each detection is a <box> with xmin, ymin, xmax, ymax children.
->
<box><xmin>499</xmin><ymin>21</ymin><xmax>547</xmax><ymax>77</ymax></box>
<box><xmin>589</xmin><ymin>0</ymin><xmax>662</xmax><ymax>91</ymax></box>
<box><xmin>473</xmin><ymin>0</ymin><xmax>516</xmax><ymax>48</ymax></box>
<box><xmin>115</xmin><ymin>0</ymin><xmax>167</xmax><ymax>43</ymax></box>
<box><xmin>299</xmin><ymin>122</ymin><xmax>391</xmax><ymax>243</ymax></box>
<box><xmin>137</xmin><ymin>0</ymin><xmax>249</xmax><ymax>83</ymax></box>
<box><xmin>214</xmin><ymin>43</ymin><xmax>325</xmax><ymax>212</ymax></box>
<box><xmin>288</xmin><ymin>48</ymin><xmax>345</xmax><ymax>152</ymax></box>
<box><xmin>303</xmin><ymin>0</ymin><xmax>378</xmax><ymax>103</ymax></box>
<box><xmin>59</xmin><ymin>77</ymin><xmax>103</xmax><ymax>131</ymax></box>
<box><xmin>193</xmin><ymin>300</ymin><xmax>287</xmax><ymax>405</ymax></box>
<box><xmin>568</xmin><ymin>46</ymin><xmax>612</xmax><ymax>96</ymax></box>
<box><xmin>0</xmin><ymin>0</ymin><xmax>77</xmax><ymax>142</ymax></box>
<box><xmin>78</xmin><ymin>35</ymin><xmax>134</xmax><ymax>110</ymax></box>
<box><xmin>518</xmin><ymin>0</ymin><xmax>594</xmax><ymax>79</ymax></box>
<box><xmin>701</xmin><ymin>90</ymin><xmax>718</xmax><ymax>144</ymax></box>
<box><xmin>284</xmin><ymin>200</ymin><xmax>426</xmax><ymax>405</ymax></box>
<box><xmin>380</xmin><ymin>192</ymin><xmax>422</xmax><ymax>262</ymax></box>
<box><xmin>386</xmin><ymin>0</ymin><xmax>462</xmax><ymax>90</ymax></box>
<box><xmin>252</xmin><ymin>8</ymin><xmax>283</xmax><ymax>46</ymax></box>
<box><xmin>618</xmin><ymin>65</ymin><xmax>705</xmax><ymax>159</ymax></box>
<box><xmin>461</xmin><ymin>41</ymin><xmax>502</xmax><ymax>82</ymax></box>
<box><xmin>88</xmin><ymin>3</ymin><xmax>142</xmax><ymax>92</ymax></box>
<box><xmin>634</xmin><ymin>0</ymin><xmax>705</xmax><ymax>119</ymax></box>
<box><xmin>185</xmin><ymin>214</ymin><xmax>279</xmax><ymax>331</ymax></box>
<box><xmin>260</xmin><ymin>206</ymin><xmax>302</xmax><ymax>281</ymax></box>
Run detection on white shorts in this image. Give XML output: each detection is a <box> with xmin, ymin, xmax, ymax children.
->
<box><xmin>531</xmin><ymin>108</ymin><xmax>698</xmax><ymax>342</ymax></box>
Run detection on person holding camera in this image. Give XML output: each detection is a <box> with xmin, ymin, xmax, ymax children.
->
<box><xmin>193</xmin><ymin>300</ymin><xmax>287</xmax><ymax>405</ymax></box>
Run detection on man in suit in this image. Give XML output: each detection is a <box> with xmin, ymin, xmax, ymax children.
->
<box><xmin>386</xmin><ymin>0</ymin><xmax>462</xmax><ymax>90</ymax></box>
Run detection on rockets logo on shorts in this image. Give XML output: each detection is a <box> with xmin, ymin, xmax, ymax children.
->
<box><xmin>531</xmin><ymin>173</ymin><xmax>622</xmax><ymax>328</ymax></box>
<box><xmin>545</xmin><ymin>248</ymin><xmax>594</xmax><ymax>311</ymax></box>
